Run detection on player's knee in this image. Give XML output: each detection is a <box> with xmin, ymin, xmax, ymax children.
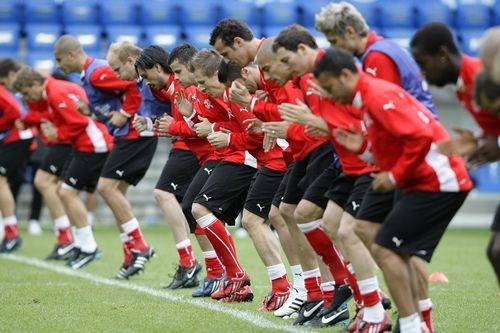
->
<box><xmin>191</xmin><ymin>203</ymin><xmax>208</xmax><ymax>220</ymax></box>
<box><xmin>279</xmin><ymin>203</ymin><xmax>295</xmax><ymax>222</ymax></box>
<box><xmin>322</xmin><ymin>219</ymin><xmax>339</xmax><ymax>240</ymax></box>
<box><xmin>269</xmin><ymin>206</ymin><xmax>286</xmax><ymax>230</ymax></box>
<box><xmin>34</xmin><ymin>172</ymin><xmax>48</xmax><ymax>191</ymax></box>
<box><xmin>153</xmin><ymin>188</ymin><xmax>173</xmax><ymax>203</ymax></box>
<box><xmin>354</xmin><ymin>222</ymin><xmax>370</xmax><ymax>244</ymax></box>
<box><xmin>57</xmin><ymin>186</ymin><xmax>71</xmax><ymax>202</ymax></box>
<box><xmin>338</xmin><ymin>220</ymin><xmax>354</xmax><ymax>245</ymax></box>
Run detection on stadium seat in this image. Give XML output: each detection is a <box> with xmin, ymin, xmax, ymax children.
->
<box><xmin>65</xmin><ymin>25</ymin><xmax>102</xmax><ymax>54</ymax></box>
<box><xmin>178</xmin><ymin>1</ymin><xmax>219</xmax><ymax>27</ymax></box>
<box><xmin>0</xmin><ymin>50</ymin><xmax>19</xmax><ymax>60</ymax></box>
<box><xmin>347</xmin><ymin>0</ymin><xmax>380</xmax><ymax>30</ymax></box>
<box><xmin>0</xmin><ymin>0</ymin><xmax>21</xmax><ymax>24</ymax></box>
<box><xmin>455</xmin><ymin>3</ymin><xmax>492</xmax><ymax>29</ymax></box>
<box><xmin>262</xmin><ymin>1</ymin><xmax>300</xmax><ymax>27</ymax></box>
<box><xmin>460</xmin><ymin>28</ymin><xmax>485</xmax><ymax>56</ymax></box>
<box><xmin>144</xmin><ymin>26</ymin><xmax>182</xmax><ymax>51</ymax></box>
<box><xmin>106</xmin><ymin>25</ymin><xmax>143</xmax><ymax>46</ymax></box>
<box><xmin>495</xmin><ymin>2</ymin><xmax>500</xmax><ymax>25</ymax></box>
<box><xmin>0</xmin><ymin>24</ymin><xmax>21</xmax><ymax>53</ymax></box>
<box><xmin>301</xmin><ymin>0</ymin><xmax>330</xmax><ymax>28</ymax></box>
<box><xmin>23</xmin><ymin>0</ymin><xmax>60</xmax><ymax>24</ymax></box>
<box><xmin>311</xmin><ymin>31</ymin><xmax>330</xmax><ymax>49</ymax></box>
<box><xmin>25</xmin><ymin>51</ymin><xmax>56</xmax><ymax>73</ymax></box>
<box><xmin>262</xmin><ymin>26</ymin><xmax>285</xmax><ymax>39</ymax></box>
<box><xmin>219</xmin><ymin>1</ymin><xmax>260</xmax><ymax>27</ymax></box>
<box><xmin>415</xmin><ymin>0</ymin><xmax>453</xmax><ymax>27</ymax></box>
<box><xmin>100</xmin><ymin>0</ymin><xmax>138</xmax><ymax>25</ymax></box>
<box><xmin>184</xmin><ymin>26</ymin><xmax>213</xmax><ymax>49</ymax></box>
<box><xmin>25</xmin><ymin>23</ymin><xmax>62</xmax><ymax>51</ymax></box>
<box><xmin>469</xmin><ymin>162</ymin><xmax>500</xmax><ymax>193</ymax></box>
<box><xmin>139</xmin><ymin>0</ymin><xmax>179</xmax><ymax>26</ymax></box>
<box><xmin>61</xmin><ymin>0</ymin><xmax>99</xmax><ymax>25</ymax></box>
<box><xmin>383</xmin><ymin>28</ymin><xmax>415</xmax><ymax>49</ymax></box>
<box><xmin>378</xmin><ymin>1</ymin><xmax>416</xmax><ymax>29</ymax></box>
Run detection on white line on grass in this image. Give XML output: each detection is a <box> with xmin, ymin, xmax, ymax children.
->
<box><xmin>1</xmin><ymin>254</ymin><xmax>308</xmax><ymax>333</ymax></box>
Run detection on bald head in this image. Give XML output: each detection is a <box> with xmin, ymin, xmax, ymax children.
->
<box><xmin>54</xmin><ymin>35</ymin><xmax>87</xmax><ymax>74</ymax></box>
<box><xmin>54</xmin><ymin>35</ymin><xmax>83</xmax><ymax>54</ymax></box>
<box><xmin>480</xmin><ymin>27</ymin><xmax>500</xmax><ymax>83</ymax></box>
<box><xmin>255</xmin><ymin>37</ymin><xmax>276</xmax><ymax>65</ymax></box>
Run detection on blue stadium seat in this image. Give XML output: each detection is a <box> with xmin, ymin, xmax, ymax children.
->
<box><xmin>455</xmin><ymin>3</ymin><xmax>492</xmax><ymax>29</ymax></box>
<box><xmin>379</xmin><ymin>1</ymin><xmax>416</xmax><ymax>29</ymax></box>
<box><xmin>25</xmin><ymin>23</ymin><xmax>62</xmax><ymax>51</ymax></box>
<box><xmin>469</xmin><ymin>162</ymin><xmax>500</xmax><ymax>192</ymax></box>
<box><xmin>100</xmin><ymin>0</ymin><xmax>138</xmax><ymax>25</ymax></box>
<box><xmin>262</xmin><ymin>1</ymin><xmax>300</xmax><ymax>27</ymax></box>
<box><xmin>262</xmin><ymin>26</ymin><xmax>285</xmax><ymax>39</ymax></box>
<box><xmin>144</xmin><ymin>26</ymin><xmax>182</xmax><ymax>50</ymax></box>
<box><xmin>25</xmin><ymin>51</ymin><xmax>56</xmax><ymax>73</ymax></box>
<box><xmin>415</xmin><ymin>0</ymin><xmax>453</xmax><ymax>27</ymax></box>
<box><xmin>23</xmin><ymin>0</ymin><xmax>60</xmax><ymax>24</ymax></box>
<box><xmin>139</xmin><ymin>0</ymin><xmax>179</xmax><ymax>26</ymax></box>
<box><xmin>383</xmin><ymin>28</ymin><xmax>415</xmax><ymax>49</ymax></box>
<box><xmin>65</xmin><ymin>25</ymin><xmax>102</xmax><ymax>54</ymax></box>
<box><xmin>219</xmin><ymin>1</ymin><xmax>260</xmax><ymax>27</ymax></box>
<box><xmin>0</xmin><ymin>50</ymin><xmax>19</xmax><ymax>60</ymax></box>
<box><xmin>178</xmin><ymin>1</ymin><xmax>219</xmax><ymax>26</ymax></box>
<box><xmin>301</xmin><ymin>0</ymin><xmax>330</xmax><ymax>28</ymax></box>
<box><xmin>0</xmin><ymin>0</ymin><xmax>21</xmax><ymax>23</ymax></box>
<box><xmin>106</xmin><ymin>25</ymin><xmax>143</xmax><ymax>46</ymax></box>
<box><xmin>460</xmin><ymin>28</ymin><xmax>485</xmax><ymax>56</ymax></box>
<box><xmin>184</xmin><ymin>26</ymin><xmax>213</xmax><ymax>49</ymax></box>
<box><xmin>495</xmin><ymin>2</ymin><xmax>500</xmax><ymax>25</ymax></box>
<box><xmin>311</xmin><ymin>31</ymin><xmax>330</xmax><ymax>49</ymax></box>
<box><xmin>347</xmin><ymin>0</ymin><xmax>380</xmax><ymax>30</ymax></box>
<box><xmin>0</xmin><ymin>24</ymin><xmax>21</xmax><ymax>53</ymax></box>
<box><xmin>61</xmin><ymin>0</ymin><xmax>99</xmax><ymax>25</ymax></box>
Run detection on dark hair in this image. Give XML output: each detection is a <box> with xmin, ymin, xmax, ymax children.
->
<box><xmin>0</xmin><ymin>58</ymin><xmax>21</xmax><ymax>78</ymax></box>
<box><xmin>217</xmin><ymin>61</ymin><xmax>242</xmax><ymax>85</ymax></box>
<box><xmin>167</xmin><ymin>43</ymin><xmax>198</xmax><ymax>66</ymax></box>
<box><xmin>273</xmin><ymin>24</ymin><xmax>318</xmax><ymax>52</ymax></box>
<box><xmin>314</xmin><ymin>47</ymin><xmax>358</xmax><ymax>78</ymax></box>
<box><xmin>209</xmin><ymin>19</ymin><xmax>253</xmax><ymax>47</ymax></box>
<box><xmin>13</xmin><ymin>67</ymin><xmax>46</xmax><ymax>91</ymax></box>
<box><xmin>474</xmin><ymin>70</ymin><xmax>500</xmax><ymax>107</ymax></box>
<box><xmin>135</xmin><ymin>45</ymin><xmax>171</xmax><ymax>74</ymax></box>
<box><xmin>410</xmin><ymin>23</ymin><xmax>459</xmax><ymax>55</ymax></box>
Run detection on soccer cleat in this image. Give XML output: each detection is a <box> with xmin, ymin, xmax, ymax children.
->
<box><xmin>67</xmin><ymin>248</ymin><xmax>102</xmax><ymax>269</ymax></box>
<box><xmin>0</xmin><ymin>236</ymin><xmax>22</xmax><ymax>253</ymax></box>
<box><xmin>46</xmin><ymin>243</ymin><xmax>76</xmax><ymax>260</ymax></box>
<box><xmin>221</xmin><ymin>285</ymin><xmax>254</xmax><ymax>303</ymax></box>
<box><xmin>259</xmin><ymin>288</ymin><xmax>291</xmax><ymax>311</ymax></box>
<box><xmin>274</xmin><ymin>288</ymin><xmax>307</xmax><ymax>318</ymax></box>
<box><xmin>114</xmin><ymin>264</ymin><xmax>130</xmax><ymax>280</ymax></box>
<box><xmin>292</xmin><ymin>299</ymin><xmax>324</xmax><ymax>326</ymax></box>
<box><xmin>164</xmin><ymin>260</ymin><xmax>202</xmax><ymax>289</ymax></box>
<box><xmin>122</xmin><ymin>246</ymin><xmax>155</xmax><ymax>278</ymax></box>
<box><xmin>347</xmin><ymin>307</ymin><xmax>363</xmax><ymax>332</ymax></box>
<box><xmin>304</xmin><ymin>300</ymin><xmax>350</xmax><ymax>328</ymax></box>
<box><xmin>211</xmin><ymin>272</ymin><xmax>251</xmax><ymax>300</ymax></box>
<box><xmin>28</xmin><ymin>220</ymin><xmax>43</xmax><ymax>236</ymax></box>
<box><xmin>356</xmin><ymin>312</ymin><xmax>392</xmax><ymax>333</ymax></box>
<box><xmin>192</xmin><ymin>276</ymin><xmax>224</xmax><ymax>297</ymax></box>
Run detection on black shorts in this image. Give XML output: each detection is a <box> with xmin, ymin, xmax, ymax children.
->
<box><xmin>326</xmin><ymin>173</ymin><xmax>372</xmax><ymax>217</ymax></box>
<box><xmin>491</xmin><ymin>203</ymin><xmax>500</xmax><ymax>231</ymax></box>
<box><xmin>272</xmin><ymin>164</ymin><xmax>293</xmax><ymax>208</ymax></box>
<box><xmin>0</xmin><ymin>139</ymin><xmax>32</xmax><ymax>178</ymax></box>
<box><xmin>245</xmin><ymin>167</ymin><xmax>285</xmax><ymax>219</ymax></box>
<box><xmin>356</xmin><ymin>187</ymin><xmax>395</xmax><ymax>223</ymax></box>
<box><xmin>193</xmin><ymin>161</ymin><xmax>255</xmax><ymax>225</ymax></box>
<box><xmin>155</xmin><ymin>148</ymin><xmax>200</xmax><ymax>199</ymax></box>
<box><xmin>100</xmin><ymin>137</ymin><xmax>158</xmax><ymax>186</ymax></box>
<box><xmin>375</xmin><ymin>190</ymin><xmax>469</xmax><ymax>262</ymax></box>
<box><xmin>62</xmin><ymin>152</ymin><xmax>109</xmax><ymax>193</ymax></box>
<box><xmin>303</xmin><ymin>162</ymin><xmax>340</xmax><ymax>209</ymax></box>
<box><xmin>182</xmin><ymin>160</ymin><xmax>219</xmax><ymax>233</ymax></box>
<box><xmin>39</xmin><ymin>143</ymin><xmax>72</xmax><ymax>177</ymax></box>
<box><xmin>282</xmin><ymin>142</ymin><xmax>334</xmax><ymax>205</ymax></box>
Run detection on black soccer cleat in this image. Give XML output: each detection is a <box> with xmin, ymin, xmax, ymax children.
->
<box><xmin>122</xmin><ymin>246</ymin><xmax>155</xmax><ymax>278</ymax></box>
<box><xmin>0</xmin><ymin>236</ymin><xmax>22</xmax><ymax>253</ymax></box>
<box><xmin>67</xmin><ymin>248</ymin><xmax>102</xmax><ymax>269</ymax></box>
<box><xmin>293</xmin><ymin>299</ymin><xmax>324</xmax><ymax>326</ymax></box>
<box><xmin>114</xmin><ymin>264</ymin><xmax>131</xmax><ymax>280</ymax></box>
<box><xmin>192</xmin><ymin>275</ymin><xmax>224</xmax><ymax>297</ymax></box>
<box><xmin>46</xmin><ymin>243</ymin><xmax>75</xmax><ymax>260</ymax></box>
<box><xmin>304</xmin><ymin>301</ymin><xmax>350</xmax><ymax>328</ymax></box>
<box><xmin>164</xmin><ymin>260</ymin><xmax>202</xmax><ymax>289</ymax></box>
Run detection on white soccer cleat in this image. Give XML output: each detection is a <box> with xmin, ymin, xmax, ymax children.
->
<box><xmin>274</xmin><ymin>287</ymin><xmax>307</xmax><ymax>318</ymax></box>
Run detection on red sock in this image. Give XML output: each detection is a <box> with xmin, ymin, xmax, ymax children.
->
<box><xmin>420</xmin><ymin>299</ymin><xmax>434</xmax><ymax>333</ymax></box>
<box><xmin>176</xmin><ymin>241</ymin><xmax>195</xmax><ymax>267</ymax></box>
<box><xmin>205</xmin><ymin>255</ymin><xmax>224</xmax><ymax>278</ymax></box>
<box><xmin>344</xmin><ymin>261</ymin><xmax>364</xmax><ymax>308</ymax></box>
<box><xmin>302</xmin><ymin>223</ymin><xmax>349</xmax><ymax>284</ymax></box>
<box><xmin>362</xmin><ymin>290</ymin><xmax>380</xmax><ymax>307</ymax></box>
<box><xmin>271</xmin><ymin>275</ymin><xmax>291</xmax><ymax>293</ymax></box>
<box><xmin>227</xmin><ymin>231</ymin><xmax>236</xmax><ymax>253</ymax></box>
<box><xmin>57</xmin><ymin>227</ymin><xmax>73</xmax><ymax>244</ymax></box>
<box><xmin>194</xmin><ymin>224</ymin><xmax>205</xmax><ymax>235</ymax></box>
<box><xmin>304</xmin><ymin>269</ymin><xmax>323</xmax><ymax>301</ymax></box>
<box><xmin>321</xmin><ymin>283</ymin><xmax>335</xmax><ymax>308</ymax></box>
<box><xmin>203</xmin><ymin>218</ymin><xmax>243</xmax><ymax>278</ymax></box>
<box><xmin>123</xmin><ymin>240</ymin><xmax>134</xmax><ymax>265</ymax></box>
<box><xmin>127</xmin><ymin>228</ymin><xmax>148</xmax><ymax>252</ymax></box>
<box><xmin>4</xmin><ymin>224</ymin><xmax>18</xmax><ymax>239</ymax></box>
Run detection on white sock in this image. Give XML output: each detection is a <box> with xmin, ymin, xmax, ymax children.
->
<box><xmin>399</xmin><ymin>313</ymin><xmax>421</xmax><ymax>333</ymax></box>
<box><xmin>121</xmin><ymin>218</ymin><xmax>139</xmax><ymax>234</ymax></box>
<box><xmin>302</xmin><ymin>268</ymin><xmax>321</xmax><ymax>279</ymax></box>
<box><xmin>196</xmin><ymin>213</ymin><xmax>217</xmax><ymax>229</ymax></box>
<box><xmin>296</xmin><ymin>219</ymin><xmax>322</xmax><ymax>233</ymax></box>
<box><xmin>266</xmin><ymin>263</ymin><xmax>287</xmax><ymax>282</ymax></box>
<box><xmin>87</xmin><ymin>212</ymin><xmax>95</xmax><ymax>226</ymax></box>
<box><xmin>72</xmin><ymin>227</ymin><xmax>81</xmax><ymax>248</ymax></box>
<box><xmin>54</xmin><ymin>215</ymin><xmax>70</xmax><ymax>230</ymax></box>
<box><xmin>175</xmin><ymin>239</ymin><xmax>191</xmax><ymax>250</ymax></box>
<box><xmin>76</xmin><ymin>225</ymin><xmax>97</xmax><ymax>253</ymax></box>
<box><xmin>3</xmin><ymin>215</ymin><xmax>17</xmax><ymax>226</ymax></box>
<box><xmin>419</xmin><ymin>298</ymin><xmax>432</xmax><ymax>312</ymax></box>
<box><xmin>202</xmin><ymin>250</ymin><xmax>217</xmax><ymax>259</ymax></box>
<box><xmin>358</xmin><ymin>276</ymin><xmax>385</xmax><ymax>322</ymax></box>
<box><xmin>290</xmin><ymin>264</ymin><xmax>306</xmax><ymax>292</ymax></box>
<box><xmin>120</xmin><ymin>233</ymin><xmax>132</xmax><ymax>244</ymax></box>
<box><xmin>320</xmin><ymin>281</ymin><xmax>335</xmax><ymax>293</ymax></box>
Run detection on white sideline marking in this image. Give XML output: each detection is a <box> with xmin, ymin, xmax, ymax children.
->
<box><xmin>1</xmin><ymin>254</ymin><xmax>307</xmax><ymax>333</ymax></box>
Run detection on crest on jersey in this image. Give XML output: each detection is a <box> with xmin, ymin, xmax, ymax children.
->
<box><xmin>204</xmin><ymin>99</ymin><xmax>213</xmax><ymax>109</ymax></box>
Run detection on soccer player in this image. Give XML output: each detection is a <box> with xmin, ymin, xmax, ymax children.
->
<box><xmin>13</xmin><ymin>68</ymin><xmax>113</xmax><ymax>268</ymax></box>
<box><xmin>315</xmin><ymin>47</ymin><xmax>471</xmax><ymax>333</ymax></box>
<box><xmin>54</xmin><ymin>35</ymin><xmax>156</xmax><ymax>277</ymax></box>
<box><xmin>0</xmin><ymin>58</ymin><xmax>75</xmax><ymax>259</ymax></box>
<box><xmin>480</xmin><ymin>27</ymin><xmax>500</xmax><ymax>83</ymax></box>
<box><xmin>133</xmin><ymin>44</ymin><xmax>220</xmax><ymax>289</ymax></box>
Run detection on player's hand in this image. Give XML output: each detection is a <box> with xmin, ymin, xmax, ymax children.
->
<box><xmin>243</xmin><ymin>118</ymin><xmax>263</xmax><ymax>135</ymax></box>
<box><xmin>230</xmin><ymin>81</ymin><xmax>252</xmax><ymax>106</ymax></box>
<box><xmin>255</xmin><ymin>90</ymin><xmax>269</xmax><ymax>101</ymax></box>
<box><xmin>14</xmin><ymin>119</ymin><xmax>26</xmax><ymax>130</ymax></box>
<box><xmin>132</xmin><ymin>115</ymin><xmax>148</xmax><ymax>133</ymax></box>
<box><xmin>40</xmin><ymin>120</ymin><xmax>57</xmax><ymax>142</ymax></box>
<box><xmin>156</xmin><ymin>115</ymin><xmax>174</xmax><ymax>135</ymax></box>
<box><xmin>307</xmin><ymin>79</ymin><xmax>329</xmax><ymax>99</ymax></box>
<box><xmin>305</xmin><ymin>125</ymin><xmax>329</xmax><ymax>138</ymax></box>
<box><xmin>194</xmin><ymin>116</ymin><xmax>213</xmax><ymax>137</ymax></box>
<box><xmin>437</xmin><ymin>128</ymin><xmax>478</xmax><ymax>157</ymax></box>
<box><xmin>263</xmin><ymin>131</ymin><xmax>277</xmax><ymax>152</ymax></box>
<box><xmin>262</xmin><ymin>121</ymin><xmax>289</xmax><ymax>139</ymax></box>
<box><xmin>174</xmin><ymin>89</ymin><xmax>194</xmax><ymax>117</ymax></box>
<box><xmin>371</xmin><ymin>172</ymin><xmax>396</xmax><ymax>192</ymax></box>
<box><xmin>333</xmin><ymin>125</ymin><xmax>364</xmax><ymax>152</ymax></box>
<box><xmin>468</xmin><ymin>135</ymin><xmax>500</xmax><ymax>167</ymax></box>
<box><xmin>278</xmin><ymin>99</ymin><xmax>313</xmax><ymax>125</ymax></box>
<box><xmin>75</xmin><ymin>97</ymin><xmax>91</xmax><ymax>116</ymax></box>
<box><xmin>207</xmin><ymin>128</ymin><xmax>231</xmax><ymax>148</ymax></box>
<box><xmin>107</xmin><ymin>111</ymin><xmax>128</xmax><ymax>127</ymax></box>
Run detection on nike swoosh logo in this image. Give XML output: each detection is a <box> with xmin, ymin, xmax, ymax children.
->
<box><xmin>303</xmin><ymin>300</ymin><xmax>323</xmax><ymax>318</ymax></box>
<box><xmin>186</xmin><ymin>265</ymin><xmax>198</xmax><ymax>279</ymax></box>
<box><xmin>321</xmin><ymin>307</ymin><xmax>348</xmax><ymax>324</ymax></box>
<box><xmin>57</xmin><ymin>245</ymin><xmax>74</xmax><ymax>256</ymax></box>
<box><xmin>5</xmin><ymin>240</ymin><xmax>16</xmax><ymax>250</ymax></box>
